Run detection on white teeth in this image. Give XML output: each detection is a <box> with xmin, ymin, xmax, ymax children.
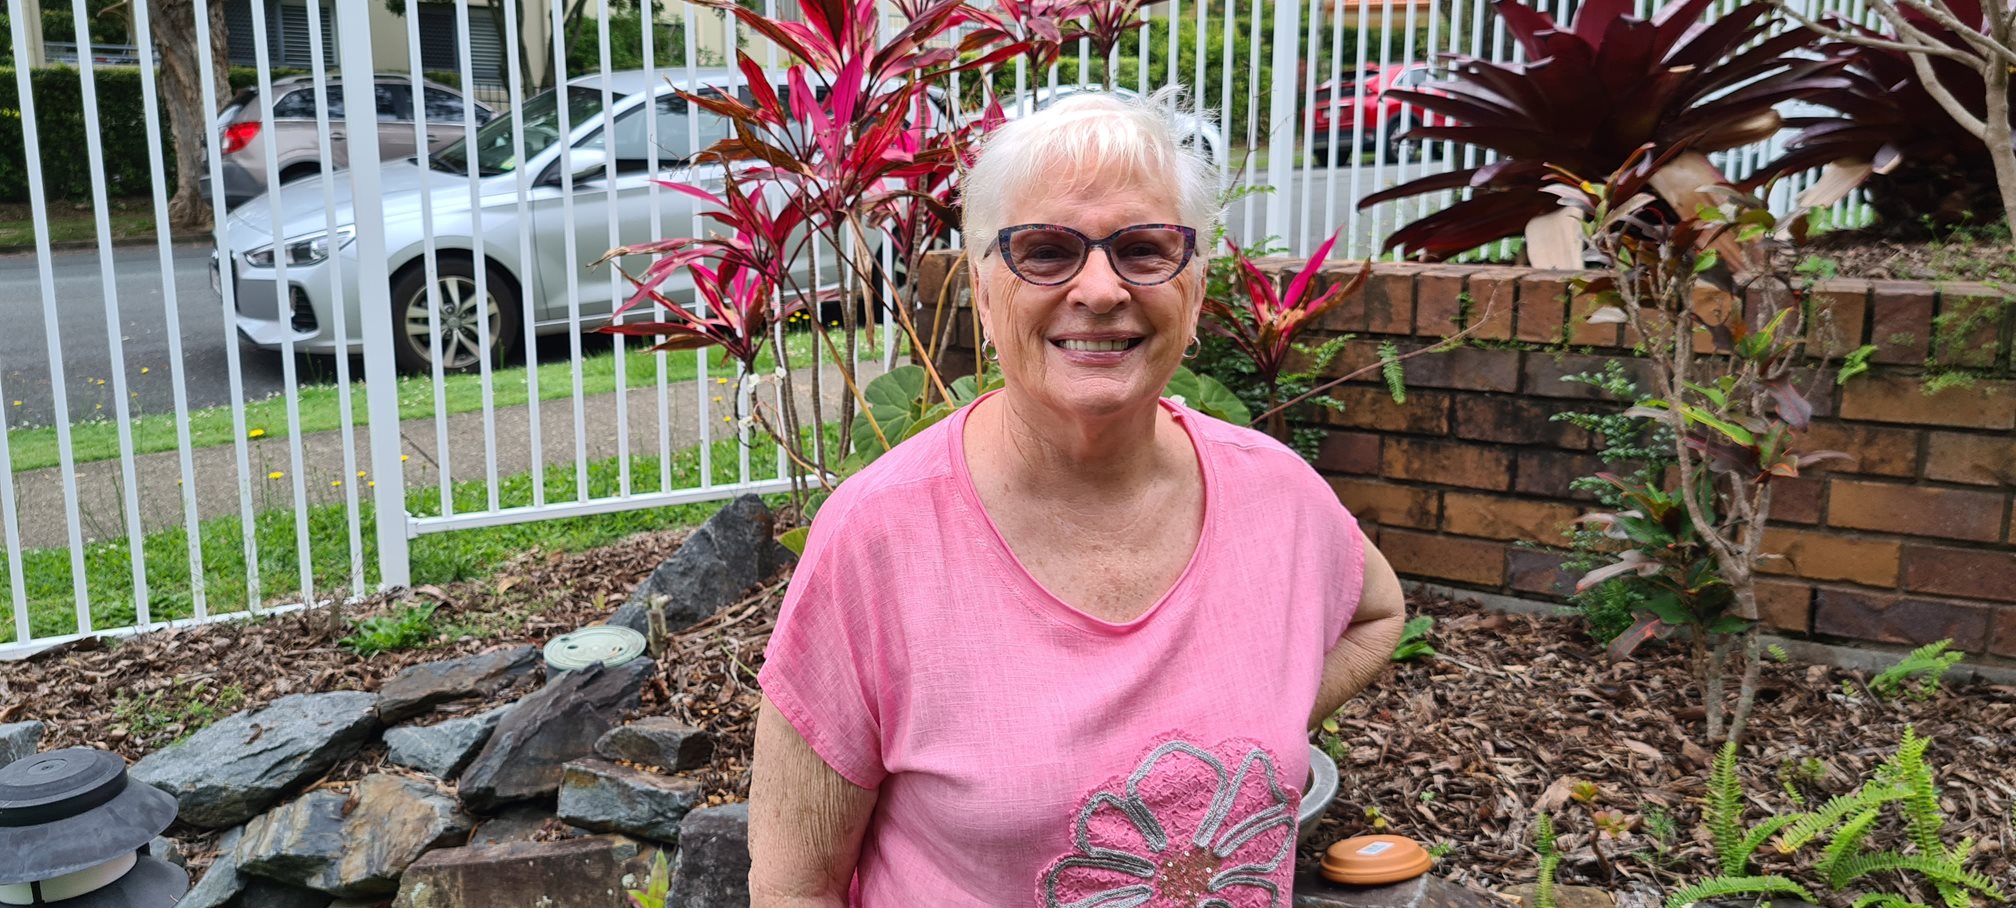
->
<box><xmin>1058</xmin><ymin>339</ymin><xmax>1132</xmax><ymax>352</ymax></box>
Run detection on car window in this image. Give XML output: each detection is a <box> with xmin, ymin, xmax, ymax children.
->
<box><xmin>584</xmin><ymin>87</ymin><xmax>745</xmax><ymax>172</ymax></box>
<box><xmin>271</xmin><ymin>89</ymin><xmax>321</xmax><ymax>119</ymax></box>
<box><xmin>423</xmin><ymin>88</ymin><xmax>466</xmax><ymax>123</ymax></box>
<box><xmin>375</xmin><ymin>85</ymin><xmax>407</xmax><ymax>122</ymax></box>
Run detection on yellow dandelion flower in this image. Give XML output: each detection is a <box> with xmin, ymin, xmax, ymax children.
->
<box><xmin>9</xmin><ymin>401</ymin><xmax>17</xmax><ymax>406</ymax></box>
<box><xmin>367</xmin><ymin>480</ymin><xmax>376</xmax><ymax>487</ymax></box>
<box><xmin>357</xmin><ymin>470</ymin><xmax>366</xmax><ymax>478</ymax></box>
<box><xmin>400</xmin><ymin>454</ymin><xmax>410</xmax><ymax>462</ymax></box>
<box><xmin>712</xmin><ymin>395</ymin><xmax>722</xmax><ymax>402</ymax></box>
<box><xmin>716</xmin><ymin>377</ymin><xmax>728</xmax><ymax>384</ymax></box>
<box><xmin>248</xmin><ymin>428</ymin><xmax>267</xmax><ymax>438</ymax></box>
<box><xmin>331</xmin><ymin>480</ymin><xmax>342</xmax><ymax>487</ymax></box>
<box><xmin>140</xmin><ymin>367</ymin><xmax>150</xmax><ymax>374</ymax></box>
<box><xmin>268</xmin><ymin>471</ymin><xmax>284</xmax><ymax>480</ymax></box>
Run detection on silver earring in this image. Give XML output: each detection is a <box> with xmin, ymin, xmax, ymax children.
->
<box><xmin>981</xmin><ymin>338</ymin><xmax>998</xmax><ymax>361</ymax></box>
<box><xmin>1183</xmin><ymin>336</ymin><xmax>1200</xmax><ymax>360</ymax></box>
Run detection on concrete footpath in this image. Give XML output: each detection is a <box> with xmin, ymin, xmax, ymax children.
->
<box><xmin>5</xmin><ymin>361</ymin><xmax>884</xmax><ymax>549</ymax></box>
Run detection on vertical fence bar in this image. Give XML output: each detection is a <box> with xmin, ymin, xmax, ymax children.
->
<box><xmin>1342</xmin><ymin>0</ymin><xmax>1374</xmax><ymax>258</ymax></box>
<box><xmin>191</xmin><ymin>0</ymin><xmax>263</xmax><ymax>610</ymax></box>
<box><xmin>503</xmin><ymin>0</ymin><xmax>543</xmax><ymax>510</ymax></box>
<box><xmin>302</xmin><ymin>0</ymin><xmax>366</xmax><ymax>596</ymax></box>
<box><xmin>406</xmin><ymin>0</ymin><xmax>454</xmax><ymax>519</ymax></box>
<box><xmin>595</xmin><ymin>0</ymin><xmax>629</xmax><ymax>498</ymax></box>
<box><xmin>1321</xmin><ymin>0</ymin><xmax>1345</xmax><ymax>246</ymax></box>
<box><xmin>685</xmin><ymin>4</ymin><xmax>712</xmax><ymax>488</ymax></box>
<box><xmin>456</xmin><ymin>0</ymin><xmax>501</xmax><ymax>514</ymax></box>
<box><xmin>67</xmin><ymin>0</ymin><xmax>153</xmax><ymax>624</ymax></box>
<box><xmin>648</xmin><ymin>0</ymin><xmax>673</xmax><ymax>495</ymax></box>
<box><xmin>727</xmin><ymin>11</ymin><xmax>751</xmax><ymax>488</ymax></box>
<box><xmin>553</xmin><ymin>0</ymin><xmax>589</xmax><ymax>501</ymax></box>
<box><xmin>339</xmin><ymin>0</ymin><xmax>411</xmax><ymax>591</ymax></box>
<box><xmin>1240</xmin><ymin>0</ymin><xmax>1262</xmax><ymax>245</ymax></box>
<box><xmin>1264</xmin><ymin>0</ymin><xmax>1302</xmax><ymax>249</ymax></box>
<box><xmin>1367</xmin><ymin>0</ymin><xmax>1397</xmax><ymax>257</ymax></box>
<box><xmin>1295</xmin><ymin>0</ymin><xmax>1322</xmax><ymax>253</ymax></box>
<box><xmin>1</xmin><ymin>17</ymin><xmax>39</xmax><ymax>642</ymax></box>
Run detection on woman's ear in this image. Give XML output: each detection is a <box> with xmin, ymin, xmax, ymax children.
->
<box><xmin>969</xmin><ymin>251</ymin><xmax>996</xmax><ymax>343</ymax></box>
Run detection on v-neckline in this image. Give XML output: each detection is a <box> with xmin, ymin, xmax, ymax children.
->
<box><xmin>950</xmin><ymin>391</ymin><xmax>1216</xmax><ymax>635</ymax></box>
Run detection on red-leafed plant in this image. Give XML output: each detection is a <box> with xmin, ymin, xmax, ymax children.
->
<box><xmin>960</xmin><ymin>0</ymin><xmax>1094</xmax><ymax>75</ymax></box>
<box><xmin>1359</xmin><ymin>0</ymin><xmax>1847</xmax><ymax>265</ymax></box>
<box><xmin>1556</xmin><ymin>149</ymin><xmax>1848</xmax><ymax>745</ymax></box>
<box><xmin>1201</xmin><ymin>229</ymin><xmax>1369</xmax><ymax>440</ymax></box>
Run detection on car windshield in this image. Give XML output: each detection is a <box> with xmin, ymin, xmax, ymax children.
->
<box><xmin>434</xmin><ymin>85</ymin><xmax>612</xmax><ymax>176</ymax></box>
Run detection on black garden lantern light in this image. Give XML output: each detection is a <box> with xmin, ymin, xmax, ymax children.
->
<box><xmin>0</xmin><ymin>748</ymin><xmax>187</xmax><ymax>907</ymax></box>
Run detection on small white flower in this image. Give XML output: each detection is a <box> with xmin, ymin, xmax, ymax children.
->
<box><xmin>1169</xmin><ymin>395</ymin><xmax>1188</xmax><ymax>408</ymax></box>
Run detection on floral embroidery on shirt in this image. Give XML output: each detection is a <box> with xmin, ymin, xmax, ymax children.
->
<box><xmin>1040</xmin><ymin>737</ymin><xmax>1300</xmax><ymax>908</ymax></box>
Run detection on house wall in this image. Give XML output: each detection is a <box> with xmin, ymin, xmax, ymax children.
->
<box><xmin>921</xmin><ymin>252</ymin><xmax>2016</xmax><ymax>665</ymax></box>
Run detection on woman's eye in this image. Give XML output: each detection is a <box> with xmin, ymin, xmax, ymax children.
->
<box><xmin>1024</xmin><ymin>245</ymin><xmax>1070</xmax><ymax>261</ymax></box>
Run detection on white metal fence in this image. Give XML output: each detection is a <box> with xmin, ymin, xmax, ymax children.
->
<box><xmin>0</xmin><ymin>0</ymin><xmax>1870</xmax><ymax>656</ymax></box>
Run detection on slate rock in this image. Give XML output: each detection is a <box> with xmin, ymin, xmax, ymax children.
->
<box><xmin>593</xmin><ymin>718</ymin><xmax>714</xmax><ymax>772</ymax></box>
<box><xmin>392</xmin><ymin>835</ymin><xmax>657</xmax><ymax>908</ymax></box>
<box><xmin>237</xmin><ymin>878</ymin><xmax>335</xmax><ymax>908</ymax></box>
<box><xmin>0</xmin><ymin>720</ymin><xmax>43</xmax><ymax>769</ymax></box>
<box><xmin>236</xmin><ymin>775</ymin><xmax>472</xmax><ymax>898</ymax></box>
<box><xmin>557</xmin><ymin>759</ymin><xmax>703</xmax><ymax>844</ymax></box>
<box><xmin>458</xmin><ymin>660</ymin><xmax>655</xmax><ymax>813</ymax></box>
<box><xmin>131</xmin><ymin>691</ymin><xmax>380</xmax><ymax>829</ymax></box>
<box><xmin>180</xmin><ymin>827</ymin><xmax>249</xmax><ymax>908</ymax></box>
<box><xmin>376</xmin><ymin>645</ymin><xmax>540</xmax><ymax>723</ymax></box>
<box><xmin>468</xmin><ymin>804</ymin><xmax>587</xmax><ymax>847</ymax></box>
<box><xmin>1294</xmin><ymin>872</ymin><xmax>1504</xmax><ymax>908</ymax></box>
<box><xmin>667</xmin><ymin>803</ymin><xmax>750</xmax><ymax>908</ymax></box>
<box><xmin>383</xmin><ymin>704</ymin><xmax>512</xmax><ymax>779</ymax></box>
<box><xmin>149</xmin><ymin>835</ymin><xmax>186</xmax><ymax>868</ymax></box>
<box><xmin>618</xmin><ymin>495</ymin><xmax>778</xmax><ymax>633</ymax></box>
<box><xmin>1505</xmin><ymin>884</ymin><xmax>1613</xmax><ymax>908</ymax></box>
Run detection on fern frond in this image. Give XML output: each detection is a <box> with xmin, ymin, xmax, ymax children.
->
<box><xmin>1892</xmin><ymin>727</ymin><xmax>1948</xmax><ymax>860</ymax></box>
<box><xmin>1376</xmin><ymin>341</ymin><xmax>1408</xmax><ymax>404</ymax></box>
<box><xmin>1782</xmin><ymin>784</ymin><xmax>1909</xmax><ymax>850</ymax></box>
<box><xmin>1852</xmin><ymin>895</ymin><xmax>1932</xmax><ymax>908</ymax></box>
<box><xmin>1735</xmin><ymin>814</ymin><xmax>1800</xmax><ymax>872</ymax></box>
<box><xmin>1709</xmin><ymin>742</ymin><xmax>1749</xmax><ymax>874</ymax></box>
<box><xmin>1820</xmin><ymin>808</ymin><xmax>1883</xmax><ymax>889</ymax></box>
<box><xmin>1663</xmin><ymin>875</ymin><xmax>1815</xmax><ymax>908</ymax></box>
<box><xmin>1830</xmin><ymin>852</ymin><xmax>2007</xmax><ymax>899</ymax></box>
<box><xmin>1535</xmin><ymin>813</ymin><xmax>1559</xmax><ymax>908</ymax></box>
<box><xmin>1870</xmin><ymin>639</ymin><xmax>1961</xmax><ymax>699</ymax></box>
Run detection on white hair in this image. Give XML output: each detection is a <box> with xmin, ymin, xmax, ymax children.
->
<box><xmin>961</xmin><ymin>87</ymin><xmax>1224</xmax><ymax>264</ymax></box>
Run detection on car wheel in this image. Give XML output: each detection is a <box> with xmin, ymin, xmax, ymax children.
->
<box><xmin>389</xmin><ymin>257</ymin><xmax>522</xmax><ymax>374</ymax></box>
<box><xmin>1385</xmin><ymin>117</ymin><xmax>1425</xmax><ymax>164</ymax></box>
<box><xmin>278</xmin><ymin>164</ymin><xmax>321</xmax><ymax>185</ymax></box>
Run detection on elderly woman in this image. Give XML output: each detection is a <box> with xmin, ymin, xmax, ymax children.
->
<box><xmin>748</xmin><ymin>91</ymin><xmax>1406</xmax><ymax>905</ymax></box>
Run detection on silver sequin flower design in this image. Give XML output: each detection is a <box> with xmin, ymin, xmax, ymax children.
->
<box><xmin>1041</xmin><ymin>740</ymin><xmax>1298</xmax><ymax>908</ymax></box>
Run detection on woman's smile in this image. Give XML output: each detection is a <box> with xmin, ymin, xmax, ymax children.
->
<box><xmin>1050</xmin><ymin>333</ymin><xmax>1148</xmax><ymax>364</ymax></box>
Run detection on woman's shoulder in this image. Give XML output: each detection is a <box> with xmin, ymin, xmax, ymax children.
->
<box><xmin>1174</xmin><ymin>399</ymin><xmax>1313</xmax><ymax>473</ymax></box>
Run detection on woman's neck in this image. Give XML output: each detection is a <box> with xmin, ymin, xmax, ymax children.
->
<box><xmin>973</xmin><ymin>390</ymin><xmax>1179</xmax><ymax>499</ymax></box>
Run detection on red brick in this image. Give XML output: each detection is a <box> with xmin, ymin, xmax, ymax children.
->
<box><xmin>1461</xmin><ymin>266</ymin><xmax>1523</xmax><ymax>341</ymax></box>
<box><xmin>1329</xmin><ymin>262</ymin><xmax>1422</xmax><ymax>335</ymax></box>
<box><xmin>1328</xmin><ymin>477</ymin><xmax>1439</xmax><ymax>530</ymax></box>
<box><xmin>1316</xmin><ymin>432</ymin><xmax>1382</xmax><ymax>475</ymax></box>
<box><xmin>1520</xmin><ymin>353</ymin><xmax>1656</xmax><ymax>400</ymax></box>
<box><xmin>1925</xmin><ymin>431</ymin><xmax>2016</xmax><ymax>486</ymax></box>
<box><xmin>1756</xmin><ymin>579</ymin><xmax>1813</xmax><ymax>632</ymax></box>
<box><xmin>1568</xmin><ymin>293</ymin><xmax>1623</xmax><ymax>348</ymax></box>
<box><xmin>1901</xmin><ymin>544</ymin><xmax>2016</xmax><ymax>602</ymax></box>
<box><xmin>1515</xmin><ymin>271</ymin><xmax>1577</xmax><ymax>344</ymax></box>
<box><xmin>1993</xmin><ymin>608</ymin><xmax>2016</xmax><ymax>658</ymax></box>
<box><xmin>1868</xmin><ymin>282</ymin><xmax>1934</xmax><ymax>365</ymax></box>
<box><xmin>1307</xmin><ymin>259</ymin><xmax>1386</xmax><ymax>333</ymax></box>
<box><xmin>1384</xmin><ymin>438</ymin><xmax>1513</xmax><ymax>490</ymax></box>
<box><xmin>1769</xmin><ymin>476</ymin><xmax>1824</xmax><ymax>525</ymax></box>
<box><xmin>1381</xmin><ymin>528</ymin><xmax>1507</xmax><ymax>586</ymax></box>
<box><xmin>1452</xmin><ymin>394</ymin><xmax>1593</xmax><ymax>448</ymax></box>
<box><xmin>1325</xmin><ymin>386</ymin><xmax>1452</xmax><ymax>434</ymax></box>
<box><xmin>1932</xmin><ymin>283</ymin><xmax>2012</xmax><ymax>369</ymax></box>
<box><xmin>1813</xmin><ymin>587</ymin><xmax>1992</xmax><ymax>651</ymax></box>
<box><xmin>1441</xmin><ymin>492</ymin><xmax>1581</xmax><ymax>546</ymax></box>
<box><xmin>1514</xmin><ymin>451</ymin><xmax>1607</xmax><ymax>501</ymax></box>
<box><xmin>1828</xmin><ymin>479</ymin><xmax>2005</xmax><ymax>543</ymax></box>
<box><xmin>1840</xmin><ymin>375</ymin><xmax>2016</xmax><ymax>429</ymax></box>
<box><xmin>1800</xmin><ymin>422</ymin><xmax>1920</xmax><ymax>477</ymax></box>
<box><xmin>1508</xmin><ymin>549</ymin><xmax>1579</xmax><ymax>596</ymax></box>
<box><xmin>1806</xmin><ymin>280</ymin><xmax>1872</xmax><ymax>359</ymax></box>
<box><xmin>1335</xmin><ymin>340</ymin><xmax>1522</xmax><ymax>393</ymax></box>
<box><xmin>1414</xmin><ymin>269</ymin><xmax>1466</xmax><ymax>338</ymax></box>
<box><xmin>1759</xmin><ymin>527</ymin><xmax>1901</xmax><ymax>587</ymax></box>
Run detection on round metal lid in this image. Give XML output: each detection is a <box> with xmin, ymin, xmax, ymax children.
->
<box><xmin>544</xmin><ymin>626</ymin><xmax>648</xmax><ymax>672</ymax></box>
<box><xmin>0</xmin><ymin>748</ymin><xmax>178</xmax><ymax>885</ymax></box>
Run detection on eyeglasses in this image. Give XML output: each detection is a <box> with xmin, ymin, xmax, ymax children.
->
<box><xmin>988</xmin><ymin>223</ymin><xmax>1198</xmax><ymax>287</ymax></box>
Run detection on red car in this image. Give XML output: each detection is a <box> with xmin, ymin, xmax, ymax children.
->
<box><xmin>1309</xmin><ymin>63</ymin><xmax>1457</xmax><ymax>164</ymax></box>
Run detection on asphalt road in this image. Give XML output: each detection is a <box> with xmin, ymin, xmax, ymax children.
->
<box><xmin>1224</xmin><ymin>155</ymin><xmax>1463</xmax><ymax>257</ymax></box>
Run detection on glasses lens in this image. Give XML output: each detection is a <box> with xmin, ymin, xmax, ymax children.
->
<box><xmin>1110</xmin><ymin>228</ymin><xmax>1189</xmax><ymax>283</ymax></box>
<box><xmin>1006</xmin><ymin>229</ymin><xmax>1087</xmax><ymax>283</ymax></box>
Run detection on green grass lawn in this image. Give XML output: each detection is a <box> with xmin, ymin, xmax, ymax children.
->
<box><xmin>0</xmin><ymin>425</ymin><xmax>837</xmax><ymax>646</ymax></box>
<box><xmin>0</xmin><ymin>197</ymin><xmax>172</xmax><ymax>249</ymax></box>
<box><xmin>6</xmin><ymin>324</ymin><xmax>897</xmax><ymax>474</ymax></box>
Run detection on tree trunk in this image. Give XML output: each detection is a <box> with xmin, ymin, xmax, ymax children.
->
<box><xmin>1983</xmin><ymin>61</ymin><xmax>2016</xmax><ymax>231</ymax></box>
<box><xmin>155</xmin><ymin>0</ymin><xmax>230</xmax><ymax>231</ymax></box>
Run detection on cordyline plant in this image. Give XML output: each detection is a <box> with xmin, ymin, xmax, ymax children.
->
<box><xmin>1765</xmin><ymin>0</ymin><xmax>2016</xmax><ymax>232</ymax></box>
<box><xmin>1359</xmin><ymin>0</ymin><xmax>1849</xmax><ymax>266</ymax></box>
<box><xmin>1557</xmin><ymin>147</ymin><xmax>1848</xmax><ymax>746</ymax></box>
<box><xmin>1202</xmin><ymin>229</ymin><xmax>1369</xmax><ymax>441</ymax></box>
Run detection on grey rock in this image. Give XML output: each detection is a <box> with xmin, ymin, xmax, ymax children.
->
<box><xmin>131</xmin><ymin>691</ymin><xmax>380</xmax><ymax>829</ymax></box>
<box><xmin>0</xmin><ymin>720</ymin><xmax>43</xmax><ymax>769</ymax></box>
<box><xmin>148</xmin><ymin>835</ymin><xmax>186</xmax><ymax>868</ymax></box>
<box><xmin>593</xmin><ymin>718</ymin><xmax>714</xmax><ymax>772</ymax></box>
<box><xmin>392</xmin><ymin>835</ymin><xmax>657</xmax><ymax>908</ymax></box>
<box><xmin>620</xmin><ymin>495</ymin><xmax>778</xmax><ymax>632</ymax></box>
<box><xmin>237</xmin><ymin>878</ymin><xmax>335</xmax><ymax>908</ymax></box>
<box><xmin>376</xmin><ymin>645</ymin><xmax>540</xmax><ymax>723</ymax></box>
<box><xmin>180</xmin><ymin>827</ymin><xmax>250</xmax><ymax>908</ymax></box>
<box><xmin>236</xmin><ymin>775</ymin><xmax>472</xmax><ymax>898</ymax></box>
<box><xmin>458</xmin><ymin>660</ymin><xmax>655</xmax><ymax>813</ymax></box>
<box><xmin>1293</xmin><ymin>872</ymin><xmax>1503</xmax><ymax>908</ymax></box>
<box><xmin>667</xmin><ymin>803</ymin><xmax>750</xmax><ymax>908</ymax></box>
<box><xmin>383</xmin><ymin>704</ymin><xmax>511</xmax><ymax>779</ymax></box>
<box><xmin>556</xmin><ymin>759</ymin><xmax>703</xmax><ymax>844</ymax></box>
<box><xmin>468</xmin><ymin>804</ymin><xmax>587</xmax><ymax>847</ymax></box>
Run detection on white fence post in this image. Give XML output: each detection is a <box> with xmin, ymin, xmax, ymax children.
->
<box><xmin>1265</xmin><ymin>0</ymin><xmax>1304</xmax><ymax>249</ymax></box>
<box><xmin>335</xmin><ymin>0</ymin><xmax>412</xmax><ymax>590</ymax></box>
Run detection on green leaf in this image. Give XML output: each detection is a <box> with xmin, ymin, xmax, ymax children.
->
<box><xmin>1679</xmin><ymin>404</ymin><xmax>1755</xmax><ymax>446</ymax></box>
<box><xmin>1641</xmin><ymin>591</ymin><xmax>1693</xmax><ymax>626</ymax></box>
<box><xmin>864</xmin><ymin>365</ymin><xmax>928</xmax><ymax>412</ymax></box>
<box><xmin>1693</xmin><ymin>250</ymin><xmax>1720</xmax><ymax>273</ymax></box>
<box><xmin>950</xmin><ymin>374</ymin><xmax>982</xmax><ymax>403</ymax></box>
<box><xmin>1685</xmin><ymin>381</ymin><xmax>1728</xmax><ymax>409</ymax></box>
<box><xmin>777</xmin><ymin>527</ymin><xmax>810</xmax><ymax>557</ymax></box>
<box><xmin>900</xmin><ymin>405</ymin><xmax>955</xmax><ymax>442</ymax></box>
<box><xmin>1706</xmin><ymin>615</ymin><xmax>1755</xmax><ymax>635</ymax></box>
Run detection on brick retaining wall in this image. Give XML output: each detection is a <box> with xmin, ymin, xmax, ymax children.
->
<box><xmin>917</xmin><ymin>252</ymin><xmax>2016</xmax><ymax>663</ymax></box>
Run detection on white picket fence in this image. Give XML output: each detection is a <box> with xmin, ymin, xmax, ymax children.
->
<box><xmin>0</xmin><ymin>0</ymin><xmax>1871</xmax><ymax>656</ymax></box>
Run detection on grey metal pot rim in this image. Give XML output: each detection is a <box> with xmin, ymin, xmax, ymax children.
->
<box><xmin>1298</xmin><ymin>743</ymin><xmax>1341</xmax><ymax>845</ymax></box>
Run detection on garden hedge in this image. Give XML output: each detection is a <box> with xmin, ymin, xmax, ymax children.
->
<box><xmin>0</xmin><ymin>65</ymin><xmax>462</xmax><ymax>203</ymax></box>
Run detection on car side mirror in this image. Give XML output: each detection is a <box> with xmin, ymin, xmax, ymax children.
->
<box><xmin>543</xmin><ymin>147</ymin><xmax>609</xmax><ymax>186</ymax></box>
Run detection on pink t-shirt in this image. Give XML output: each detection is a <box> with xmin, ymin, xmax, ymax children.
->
<box><xmin>759</xmin><ymin>394</ymin><xmax>1367</xmax><ymax>906</ymax></box>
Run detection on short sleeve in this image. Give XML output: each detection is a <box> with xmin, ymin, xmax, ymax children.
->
<box><xmin>1321</xmin><ymin>488</ymin><xmax>1369</xmax><ymax>649</ymax></box>
<box><xmin>758</xmin><ymin>516</ymin><xmax>891</xmax><ymax>791</ymax></box>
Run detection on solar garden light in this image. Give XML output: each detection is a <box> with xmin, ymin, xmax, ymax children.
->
<box><xmin>0</xmin><ymin>748</ymin><xmax>187</xmax><ymax>907</ymax></box>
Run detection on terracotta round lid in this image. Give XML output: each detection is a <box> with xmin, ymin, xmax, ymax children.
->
<box><xmin>1320</xmin><ymin>834</ymin><xmax>1434</xmax><ymax>885</ymax></box>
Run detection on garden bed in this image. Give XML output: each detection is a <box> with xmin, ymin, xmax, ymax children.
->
<box><xmin>1806</xmin><ymin>224</ymin><xmax>2016</xmax><ymax>283</ymax></box>
<box><xmin>3</xmin><ymin>536</ymin><xmax>2010</xmax><ymax>904</ymax></box>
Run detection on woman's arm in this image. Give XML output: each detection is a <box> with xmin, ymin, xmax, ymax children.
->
<box><xmin>748</xmin><ymin>696</ymin><xmax>880</xmax><ymax>906</ymax></box>
<box><xmin>1308</xmin><ymin>540</ymin><xmax>1407</xmax><ymax>730</ymax></box>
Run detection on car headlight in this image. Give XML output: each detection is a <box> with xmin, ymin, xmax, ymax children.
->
<box><xmin>245</xmin><ymin>225</ymin><xmax>356</xmax><ymax>268</ymax></box>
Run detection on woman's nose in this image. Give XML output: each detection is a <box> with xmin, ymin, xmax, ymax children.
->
<box><xmin>1065</xmin><ymin>250</ymin><xmax>1131</xmax><ymax>313</ymax></box>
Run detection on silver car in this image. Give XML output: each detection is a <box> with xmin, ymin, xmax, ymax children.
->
<box><xmin>217</xmin><ymin>68</ymin><xmax>843</xmax><ymax>373</ymax></box>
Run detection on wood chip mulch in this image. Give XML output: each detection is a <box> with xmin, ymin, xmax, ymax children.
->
<box><xmin>1805</xmin><ymin>227</ymin><xmax>2016</xmax><ymax>283</ymax></box>
<box><xmin>5</xmin><ymin>547</ymin><xmax>2013</xmax><ymax>906</ymax></box>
